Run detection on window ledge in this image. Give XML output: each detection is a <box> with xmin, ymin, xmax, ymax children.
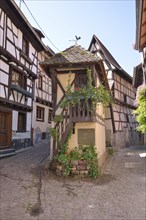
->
<box><xmin>11</xmin><ymin>84</ymin><xmax>32</xmax><ymax>98</ymax></box>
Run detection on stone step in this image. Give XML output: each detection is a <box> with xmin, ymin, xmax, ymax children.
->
<box><xmin>0</xmin><ymin>148</ymin><xmax>16</xmax><ymax>158</ymax></box>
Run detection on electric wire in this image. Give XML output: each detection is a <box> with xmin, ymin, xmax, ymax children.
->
<box><xmin>21</xmin><ymin>0</ymin><xmax>61</xmax><ymax>52</ymax></box>
<box><xmin>18</xmin><ymin>0</ymin><xmax>84</xmax><ymax>62</ymax></box>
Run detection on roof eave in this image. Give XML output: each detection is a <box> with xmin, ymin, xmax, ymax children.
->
<box><xmin>135</xmin><ymin>0</ymin><xmax>143</xmax><ymax>51</ymax></box>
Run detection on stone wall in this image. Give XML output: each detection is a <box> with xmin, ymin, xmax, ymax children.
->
<box><xmin>51</xmin><ymin>160</ymin><xmax>89</xmax><ymax>177</ymax></box>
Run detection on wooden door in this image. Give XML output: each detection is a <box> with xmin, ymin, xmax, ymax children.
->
<box><xmin>0</xmin><ymin>111</ymin><xmax>12</xmax><ymax>148</ymax></box>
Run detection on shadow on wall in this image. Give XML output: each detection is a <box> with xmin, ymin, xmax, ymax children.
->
<box><xmin>34</xmin><ymin>127</ymin><xmax>51</xmax><ymax>145</ymax></box>
<box><xmin>106</xmin><ymin>128</ymin><xmax>144</xmax><ymax>149</ymax></box>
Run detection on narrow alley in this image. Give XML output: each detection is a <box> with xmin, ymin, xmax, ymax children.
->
<box><xmin>0</xmin><ymin>144</ymin><xmax>145</xmax><ymax>220</ymax></box>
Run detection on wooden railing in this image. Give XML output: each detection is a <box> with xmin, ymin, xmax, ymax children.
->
<box><xmin>54</xmin><ymin>107</ymin><xmax>72</xmax><ymax>146</ymax></box>
<box><xmin>72</xmin><ymin>98</ymin><xmax>96</xmax><ymax>122</ymax></box>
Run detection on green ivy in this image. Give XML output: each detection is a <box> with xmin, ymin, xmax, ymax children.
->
<box><xmin>55</xmin><ymin>145</ymin><xmax>99</xmax><ymax>178</ymax></box>
<box><xmin>133</xmin><ymin>86</ymin><xmax>146</xmax><ymax>133</ymax></box>
<box><xmin>54</xmin><ymin>115</ymin><xmax>63</xmax><ymax>123</ymax></box>
<box><xmin>60</xmin><ymin>68</ymin><xmax>112</xmax><ymax>109</ymax></box>
<box><xmin>50</xmin><ymin>127</ymin><xmax>73</xmax><ymax>155</ymax></box>
<box><xmin>79</xmin><ymin>145</ymin><xmax>99</xmax><ymax>178</ymax></box>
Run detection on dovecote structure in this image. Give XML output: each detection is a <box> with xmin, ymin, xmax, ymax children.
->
<box><xmin>89</xmin><ymin>35</ymin><xmax>142</xmax><ymax>148</ymax></box>
<box><xmin>0</xmin><ymin>0</ymin><xmax>53</xmax><ymax>152</ymax></box>
<box><xmin>41</xmin><ymin>45</ymin><xmax>109</xmax><ymax>166</ymax></box>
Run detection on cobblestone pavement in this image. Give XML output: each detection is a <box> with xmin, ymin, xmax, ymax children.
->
<box><xmin>0</xmin><ymin>145</ymin><xmax>146</xmax><ymax>220</ymax></box>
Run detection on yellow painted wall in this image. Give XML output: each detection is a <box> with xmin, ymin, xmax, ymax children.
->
<box><xmin>56</xmin><ymin>73</ymin><xmax>75</xmax><ymax>115</ymax></box>
<box><xmin>68</xmin><ymin>121</ymin><xmax>106</xmax><ymax>166</ymax></box>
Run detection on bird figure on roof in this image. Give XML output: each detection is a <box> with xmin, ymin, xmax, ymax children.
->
<box><xmin>75</xmin><ymin>36</ymin><xmax>81</xmax><ymax>41</ymax></box>
<box><xmin>69</xmin><ymin>36</ymin><xmax>81</xmax><ymax>45</ymax></box>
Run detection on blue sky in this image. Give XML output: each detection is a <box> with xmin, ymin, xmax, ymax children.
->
<box><xmin>15</xmin><ymin>0</ymin><xmax>140</xmax><ymax>76</ymax></box>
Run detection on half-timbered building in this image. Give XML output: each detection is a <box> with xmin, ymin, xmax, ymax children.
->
<box><xmin>133</xmin><ymin>0</ymin><xmax>146</xmax><ymax>144</ymax></box>
<box><xmin>0</xmin><ymin>0</ymin><xmax>53</xmax><ymax>154</ymax></box>
<box><xmin>134</xmin><ymin>0</ymin><xmax>146</xmax><ymax>88</ymax></box>
<box><xmin>32</xmin><ymin>44</ymin><xmax>54</xmax><ymax>146</ymax></box>
<box><xmin>89</xmin><ymin>35</ymin><xmax>141</xmax><ymax>148</ymax></box>
<box><xmin>41</xmin><ymin>45</ymin><xmax>110</xmax><ymax>166</ymax></box>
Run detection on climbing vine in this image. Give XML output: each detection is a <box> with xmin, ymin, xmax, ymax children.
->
<box><xmin>60</xmin><ymin>68</ymin><xmax>112</xmax><ymax>109</ymax></box>
<box><xmin>133</xmin><ymin>85</ymin><xmax>146</xmax><ymax>133</ymax></box>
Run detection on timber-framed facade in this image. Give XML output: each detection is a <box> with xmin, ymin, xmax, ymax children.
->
<box><xmin>134</xmin><ymin>0</ymin><xmax>146</xmax><ymax>88</ymax></box>
<box><xmin>134</xmin><ymin>0</ymin><xmax>146</xmax><ymax>144</ymax></box>
<box><xmin>89</xmin><ymin>35</ymin><xmax>142</xmax><ymax>148</ymax></box>
<box><xmin>0</xmin><ymin>0</ymin><xmax>53</xmax><ymax>152</ymax></box>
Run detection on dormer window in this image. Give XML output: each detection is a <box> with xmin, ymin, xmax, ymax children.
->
<box><xmin>22</xmin><ymin>37</ymin><xmax>29</xmax><ymax>56</ymax></box>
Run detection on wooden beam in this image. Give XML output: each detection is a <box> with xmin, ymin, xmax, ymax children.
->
<box><xmin>0</xmin><ymin>97</ymin><xmax>32</xmax><ymax>111</ymax></box>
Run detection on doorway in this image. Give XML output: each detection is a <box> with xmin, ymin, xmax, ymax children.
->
<box><xmin>0</xmin><ymin>111</ymin><xmax>12</xmax><ymax>149</ymax></box>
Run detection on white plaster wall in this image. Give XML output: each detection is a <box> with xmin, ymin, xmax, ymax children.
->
<box><xmin>0</xmin><ymin>72</ymin><xmax>8</xmax><ymax>85</ymax></box>
<box><xmin>0</xmin><ymin>9</ymin><xmax>4</xmax><ymax>26</ymax></box>
<box><xmin>32</xmin><ymin>102</ymin><xmax>51</xmax><ymax>131</ymax></box>
<box><xmin>27</xmin><ymin>98</ymin><xmax>32</xmax><ymax>106</ymax></box>
<box><xmin>12</xmin><ymin>110</ymin><xmax>18</xmax><ymax>131</ymax></box>
<box><xmin>17</xmin><ymin>30</ymin><xmax>22</xmax><ymax>50</ymax></box>
<box><xmin>0</xmin><ymin>60</ymin><xmax>9</xmax><ymax>73</ymax></box>
<box><xmin>26</xmin><ymin>112</ymin><xmax>31</xmax><ymax>131</ymax></box>
<box><xmin>7</xmin><ymin>28</ymin><xmax>13</xmax><ymax>42</ymax></box>
<box><xmin>12</xmin><ymin>131</ymin><xmax>30</xmax><ymax>140</ymax></box>
<box><xmin>0</xmin><ymin>28</ymin><xmax>3</xmax><ymax>47</ymax></box>
<box><xmin>0</xmin><ymin>85</ymin><xmax>5</xmax><ymax>98</ymax></box>
<box><xmin>6</xmin><ymin>41</ymin><xmax>15</xmax><ymax>57</ymax></box>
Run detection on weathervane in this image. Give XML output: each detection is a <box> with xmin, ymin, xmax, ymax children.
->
<box><xmin>69</xmin><ymin>36</ymin><xmax>81</xmax><ymax>45</ymax></box>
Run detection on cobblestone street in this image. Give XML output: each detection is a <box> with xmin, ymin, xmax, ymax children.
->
<box><xmin>0</xmin><ymin>144</ymin><xmax>146</xmax><ymax>220</ymax></box>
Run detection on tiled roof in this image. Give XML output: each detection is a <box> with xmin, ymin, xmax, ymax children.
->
<box><xmin>41</xmin><ymin>45</ymin><xmax>99</xmax><ymax>66</ymax></box>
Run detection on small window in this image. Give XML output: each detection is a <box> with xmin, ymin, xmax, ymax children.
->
<box><xmin>48</xmin><ymin>109</ymin><xmax>52</xmax><ymax>123</ymax></box>
<box><xmin>75</xmin><ymin>73</ymin><xmax>87</xmax><ymax>89</ymax></box>
<box><xmin>22</xmin><ymin>37</ymin><xmax>29</xmax><ymax>55</ymax></box>
<box><xmin>38</xmin><ymin>75</ymin><xmax>43</xmax><ymax>89</ymax></box>
<box><xmin>18</xmin><ymin>112</ymin><xmax>26</xmax><ymax>132</ymax></box>
<box><xmin>36</xmin><ymin>106</ymin><xmax>44</xmax><ymax>122</ymax></box>
<box><xmin>12</xmin><ymin>70</ymin><xmax>22</xmax><ymax>86</ymax></box>
<box><xmin>12</xmin><ymin>69</ymin><xmax>26</xmax><ymax>89</ymax></box>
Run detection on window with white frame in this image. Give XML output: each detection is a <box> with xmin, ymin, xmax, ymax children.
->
<box><xmin>36</xmin><ymin>106</ymin><xmax>44</xmax><ymax>122</ymax></box>
<box><xmin>48</xmin><ymin>109</ymin><xmax>52</xmax><ymax>123</ymax></box>
<box><xmin>18</xmin><ymin>112</ymin><xmax>26</xmax><ymax>132</ymax></box>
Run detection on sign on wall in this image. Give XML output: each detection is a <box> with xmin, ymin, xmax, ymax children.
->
<box><xmin>78</xmin><ymin>129</ymin><xmax>95</xmax><ymax>145</ymax></box>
